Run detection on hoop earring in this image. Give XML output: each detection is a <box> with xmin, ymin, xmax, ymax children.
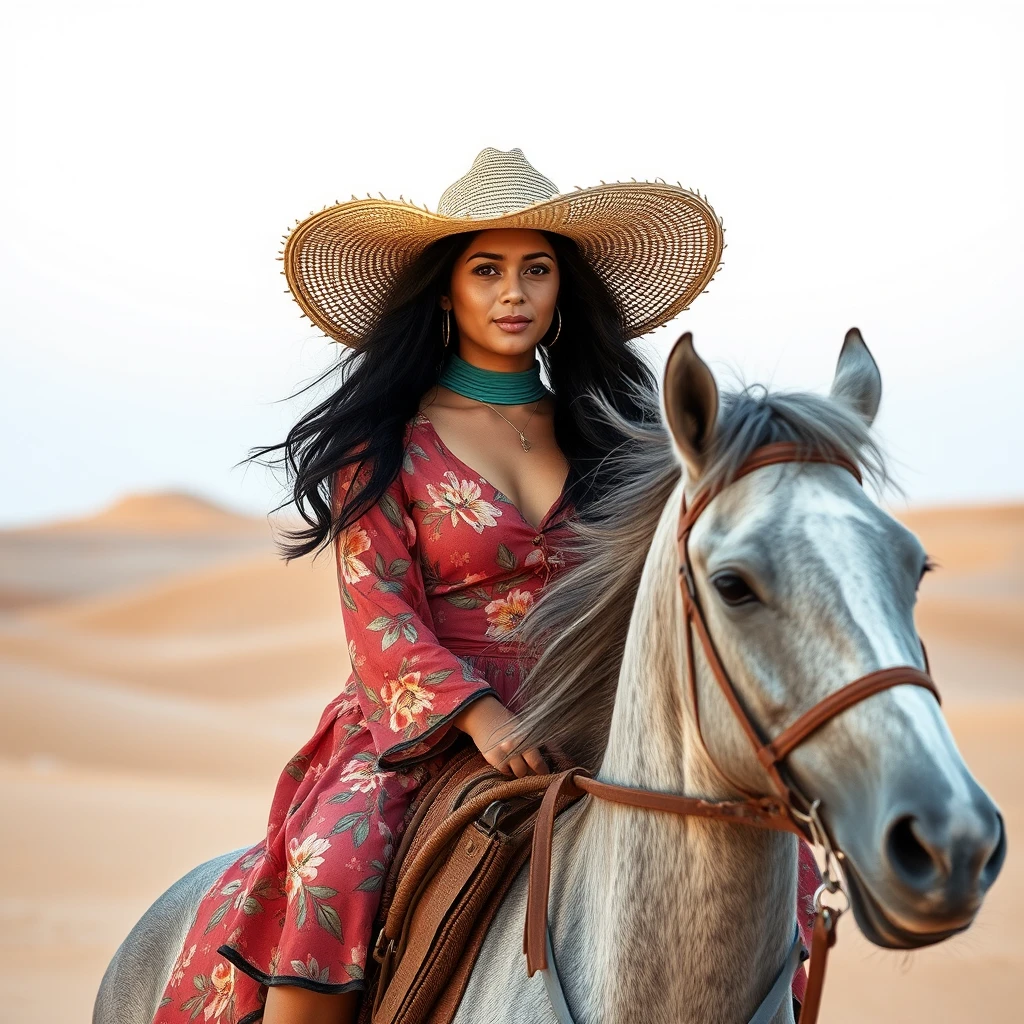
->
<box><xmin>441</xmin><ymin>308</ymin><xmax>452</xmax><ymax>348</ymax></box>
<box><xmin>543</xmin><ymin>306</ymin><xmax>562</xmax><ymax>348</ymax></box>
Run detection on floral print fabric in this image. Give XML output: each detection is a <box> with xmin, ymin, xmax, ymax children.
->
<box><xmin>151</xmin><ymin>413</ymin><xmax>572</xmax><ymax>1023</ymax></box>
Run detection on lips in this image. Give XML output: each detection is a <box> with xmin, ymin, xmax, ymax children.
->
<box><xmin>494</xmin><ymin>314</ymin><xmax>532</xmax><ymax>334</ymax></box>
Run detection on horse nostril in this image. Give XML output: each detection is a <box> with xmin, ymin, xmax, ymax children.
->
<box><xmin>886</xmin><ymin>815</ymin><xmax>943</xmax><ymax>886</ymax></box>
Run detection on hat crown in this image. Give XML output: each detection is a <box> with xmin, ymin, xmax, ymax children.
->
<box><xmin>436</xmin><ymin>147</ymin><xmax>561</xmax><ymax>219</ymax></box>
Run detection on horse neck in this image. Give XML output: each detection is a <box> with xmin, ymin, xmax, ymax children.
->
<box><xmin>572</xmin><ymin>488</ymin><xmax>798</xmax><ymax>1023</ymax></box>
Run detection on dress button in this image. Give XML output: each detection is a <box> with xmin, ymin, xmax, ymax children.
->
<box><xmin>532</xmin><ymin>535</ymin><xmax>543</xmax><ymax>545</ymax></box>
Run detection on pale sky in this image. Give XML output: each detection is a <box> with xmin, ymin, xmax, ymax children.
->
<box><xmin>2</xmin><ymin>0</ymin><xmax>1021</xmax><ymax>527</ymax></box>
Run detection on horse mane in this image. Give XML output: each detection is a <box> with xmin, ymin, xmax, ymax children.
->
<box><xmin>512</xmin><ymin>378</ymin><xmax>891</xmax><ymax>771</ymax></box>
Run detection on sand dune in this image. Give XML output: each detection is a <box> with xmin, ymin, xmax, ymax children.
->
<box><xmin>27</xmin><ymin>549</ymin><xmax>339</xmax><ymax>635</ymax></box>
<box><xmin>0</xmin><ymin>655</ymin><xmax>335</xmax><ymax>784</ymax></box>
<box><xmin>0</xmin><ymin>492</ymin><xmax>278</xmax><ymax>610</ymax></box>
<box><xmin>0</xmin><ymin>529</ymin><xmax>273</xmax><ymax>610</ymax></box>
<box><xmin>0</xmin><ymin>618</ymin><xmax>348</xmax><ymax>700</ymax></box>
<box><xmin>897</xmin><ymin>502</ymin><xmax>1024</xmax><ymax>597</ymax></box>
<box><xmin>29</xmin><ymin>491</ymin><xmax>270</xmax><ymax>534</ymax></box>
<box><xmin>0</xmin><ymin>492</ymin><xmax>1020</xmax><ymax>1023</ymax></box>
<box><xmin>0</xmin><ymin>758</ymin><xmax>271</xmax><ymax>1024</ymax></box>
<box><xmin>899</xmin><ymin>502</ymin><xmax>1023</xmax><ymax>704</ymax></box>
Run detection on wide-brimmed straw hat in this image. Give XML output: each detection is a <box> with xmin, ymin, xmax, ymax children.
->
<box><xmin>280</xmin><ymin>147</ymin><xmax>725</xmax><ymax>347</ymax></box>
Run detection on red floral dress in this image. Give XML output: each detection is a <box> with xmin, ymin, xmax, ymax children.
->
<box><xmin>150</xmin><ymin>412</ymin><xmax>821</xmax><ymax>1024</ymax></box>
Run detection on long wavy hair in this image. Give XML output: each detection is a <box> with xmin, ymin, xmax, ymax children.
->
<box><xmin>249</xmin><ymin>229</ymin><xmax>660</xmax><ymax>561</ymax></box>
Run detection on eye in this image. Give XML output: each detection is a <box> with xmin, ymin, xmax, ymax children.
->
<box><xmin>525</xmin><ymin>264</ymin><xmax>550</xmax><ymax>275</ymax></box>
<box><xmin>472</xmin><ymin>264</ymin><xmax>499</xmax><ymax>276</ymax></box>
<box><xmin>711</xmin><ymin>572</ymin><xmax>759</xmax><ymax>607</ymax></box>
<box><xmin>917</xmin><ymin>556</ymin><xmax>937</xmax><ymax>587</ymax></box>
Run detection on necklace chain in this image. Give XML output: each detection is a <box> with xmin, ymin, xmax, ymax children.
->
<box><xmin>437</xmin><ymin>351</ymin><xmax>545</xmax><ymax>451</ymax></box>
<box><xmin>482</xmin><ymin>400</ymin><xmax>541</xmax><ymax>452</ymax></box>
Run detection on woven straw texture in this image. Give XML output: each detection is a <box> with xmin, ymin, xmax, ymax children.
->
<box><xmin>281</xmin><ymin>147</ymin><xmax>725</xmax><ymax>347</ymax></box>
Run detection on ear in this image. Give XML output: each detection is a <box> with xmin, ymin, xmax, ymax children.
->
<box><xmin>830</xmin><ymin>327</ymin><xmax>882</xmax><ymax>426</ymax></box>
<box><xmin>662</xmin><ymin>332</ymin><xmax>719</xmax><ymax>482</ymax></box>
<box><xmin>439</xmin><ymin>295</ymin><xmax>452</xmax><ymax>311</ymax></box>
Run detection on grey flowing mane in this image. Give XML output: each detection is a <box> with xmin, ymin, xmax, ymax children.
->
<box><xmin>512</xmin><ymin>380</ymin><xmax>891</xmax><ymax>770</ymax></box>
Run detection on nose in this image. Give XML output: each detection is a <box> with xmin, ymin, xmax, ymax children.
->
<box><xmin>501</xmin><ymin>280</ymin><xmax>524</xmax><ymax>304</ymax></box>
<box><xmin>884</xmin><ymin>791</ymin><xmax>1006</xmax><ymax>915</ymax></box>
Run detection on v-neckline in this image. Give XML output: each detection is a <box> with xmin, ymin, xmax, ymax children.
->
<box><xmin>416</xmin><ymin>413</ymin><xmax>569</xmax><ymax>533</ymax></box>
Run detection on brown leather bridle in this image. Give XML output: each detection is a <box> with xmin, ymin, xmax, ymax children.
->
<box><xmin>523</xmin><ymin>442</ymin><xmax>942</xmax><ymax>1024</ymax></box>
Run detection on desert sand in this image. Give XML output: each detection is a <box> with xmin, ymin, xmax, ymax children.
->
<box><xmin>0</xmin><ymin>493</ymin><xmax>1019</xmax><ymax>1023</ymax></box>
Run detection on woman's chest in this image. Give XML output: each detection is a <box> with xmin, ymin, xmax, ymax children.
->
<box><xmin>399</xmin><ymin>419</ymin><xmax>571</xmax><ymax>594</ymax></box>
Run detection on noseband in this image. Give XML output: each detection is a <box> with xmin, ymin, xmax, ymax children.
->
<box><xmin>523</xmin><ymin>441</ymin><xmax>942</xmax><ymax>1024</ymax></box>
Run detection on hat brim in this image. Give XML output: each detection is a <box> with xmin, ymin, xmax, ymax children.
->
<box><xmin>281</xmin><ymin>180</ymin><xmax>725</xmax><ymax>347</ymax></box>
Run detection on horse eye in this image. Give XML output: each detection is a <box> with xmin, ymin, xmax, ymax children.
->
<box><xmin>917</xmin><ymin>556</ymin><xmax>937</xmax><ymax>588</ymax></box>
<box><xmin>711</xmin><ymin>572</ymin><xmax>758</xmax><ymax>606</ymax></box>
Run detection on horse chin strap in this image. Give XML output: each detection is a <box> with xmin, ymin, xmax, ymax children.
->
<box><xmin>523</xmin><ymin>441</ymin><xmax>942</xmax><ymax>1024</ymax></box>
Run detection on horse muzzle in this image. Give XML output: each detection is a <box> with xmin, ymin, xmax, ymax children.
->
<box><xmin>830</xmin><ymin>777</ymin><xmax>1006</xmax><ymax>949</ymax></box>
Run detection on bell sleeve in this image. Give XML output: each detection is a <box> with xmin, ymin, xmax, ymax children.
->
<box><xmin>333</xmin><ymin>463</ymin><xmax>499</xmax><ymax>771</ymax></box>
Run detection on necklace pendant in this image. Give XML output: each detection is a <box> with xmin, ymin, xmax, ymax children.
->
<box><xmin>519</xmin><ymin>433</ymin><xmax>532</xmax><ymax>453</ymax></box>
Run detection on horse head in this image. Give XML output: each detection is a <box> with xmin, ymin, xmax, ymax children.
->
<box><xmin>660</xmin><ymin>327</ymin><xmax>1006</xmax><ymax>949</ymax></box>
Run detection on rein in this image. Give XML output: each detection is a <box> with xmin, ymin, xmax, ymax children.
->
<box><xmin>522</xmin><ymin>441</ymin><xmax>942</xmax><ymax>1024</ymax></box>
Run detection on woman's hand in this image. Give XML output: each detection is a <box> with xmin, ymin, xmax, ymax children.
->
<box><xmin>452</xmin><ymin>696</ymin><xmax>550</xmax><ymax>778</ymax></box>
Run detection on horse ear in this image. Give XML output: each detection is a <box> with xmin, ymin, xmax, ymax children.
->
<box><xmin>830</xmin><ymin>327</ymin><xmax>882</xmax><ymax>426</ymax></box>
<box><xmin>662</xmin><ymin>331</ymin><xmax>719</xmax><ymax>481</ymax></box>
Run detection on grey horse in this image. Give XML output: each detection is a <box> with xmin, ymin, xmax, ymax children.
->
<box><xmin>95</xmin><ymin>330</ymin><xmax>1005</xmax><ymax>1024</ymax></box>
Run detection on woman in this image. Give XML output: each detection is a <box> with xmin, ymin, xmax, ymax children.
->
<box><xmin>151</xmin><ymin>148</ymin><xmax>812</xmax><ymax>1024</ymax></box>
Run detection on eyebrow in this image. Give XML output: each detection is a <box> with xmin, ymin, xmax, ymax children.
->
<box><xmin>464</xmin><ymin>251</ymin><xmax>554</xmax><ymax>262</ymax></box>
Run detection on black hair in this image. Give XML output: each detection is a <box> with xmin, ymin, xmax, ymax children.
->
<box><xmin>247</xmin><ymin>230</ymin><xmax>659</xmax><ymax>561</ymax></box>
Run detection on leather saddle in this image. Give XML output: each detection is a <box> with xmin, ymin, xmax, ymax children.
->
<box><xmin>356</xmin><ymin>741</ymin><xmax>580</xmax><ymax>1024</ymax></box>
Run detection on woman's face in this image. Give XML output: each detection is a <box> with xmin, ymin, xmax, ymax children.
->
<box><xmin>441</xmin><ymin>228</ymin><xmax>560</xmax><ymax>365</ymax></box>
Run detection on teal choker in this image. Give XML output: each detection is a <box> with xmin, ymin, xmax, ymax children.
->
<box><xmin>438</xmin><ymin>352</ymin><xmax>548</xmax><ymax>405</ymax></box>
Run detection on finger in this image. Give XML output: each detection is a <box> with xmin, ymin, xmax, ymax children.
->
<box><xmin>495</xmin><ymin>740</ymin><xmax>517</xmax><ymax>761</ymax></box>
<box><xmin>483</xmin><ymin>748</ymin><xmax>512</xmax><ymax>775</ymax></box>
<box><xmin>506</xmin><ymin>755</ymin><xmax>531</xmax><ymax>779</ymax></box>
<box><xmin>523</xmin><ymin>747</ymin><xmax>550</xmax><ymax>775</ymax></box>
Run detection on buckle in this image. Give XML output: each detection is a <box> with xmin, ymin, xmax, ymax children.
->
<box><xmin>792</xmin><ymin>798</ymin><xmax>847</xmax><ymax>899</ymax></box>
<box><xmin>373</xmin><ymin>927</ymin><xmax>394</xmax><ymax>964</ymax></box>
<box><xmin>476</xmin><ymin>799</ymin><xmax>509</xmax><ymax>837</ymax></box>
